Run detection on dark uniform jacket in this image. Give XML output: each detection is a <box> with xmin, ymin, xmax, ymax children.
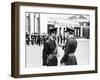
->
<box><xmin>42</xmin><ymin>38</ymin><xmax>58</xmax><ymax>66</ymax></box>
<box><xmin>60</xmin><ymin>36</ymin><xmax>77</xmax><ymax>65</ymax></box>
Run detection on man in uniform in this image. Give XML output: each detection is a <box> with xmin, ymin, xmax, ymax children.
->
<box><xmin>60</xmin><ymin>27</ymin><xmax>77</xmax><ymax>65</ymax></box>
<box><xmin>57</xmin><ymin>34</ymin><xmax>60</xmax><ymax>45</ymax></box>
<box><xmin>60</xmin><ymin>34</ymin><xmax>62</xmax><ymax>44</ymax></box>
<box><xmin>37</xmin><ymin>34</ymin><xmax>41</xmax><ymax>46</ymax></box>
<box><xmin>31</xmin><ymin>33</ymin><xmax>34</xmax><ymax>45</ymax></box>
<box><xmin>42</xmin><ymin>27</ymin><xmax>58</xmax><ymax>66</ymax></box>
<box><xmin>26</xmin><ymin>32</ymin><xmax>30</xmax><ymax>45</ymax></box>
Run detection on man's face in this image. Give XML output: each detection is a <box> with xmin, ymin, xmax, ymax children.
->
<box><xmin>65</xmin><ymin>32</ymin><xmax>69</xmax><ymax>38</ymax></box>
<box><xmin>52</xmin><ymin>32</ymin><xmax>57</xmax><ymax>40</ymax></box>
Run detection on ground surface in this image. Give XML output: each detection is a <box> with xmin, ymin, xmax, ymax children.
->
<box><xmin>26</xmin><ymin>39</ymin><xmax>90</xmax><ymax>68</ymax></box>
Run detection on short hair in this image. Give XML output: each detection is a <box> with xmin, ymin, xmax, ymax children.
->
<box><xmin>69</xmin><ymin>30</ymin><xmax>74</xmax><ymax>34</ymax></box>
<box><xmin>65</xmin><ymin>27</ymin><xmax>74</xmax><ymax>35</ymax></box>
<box><xmin>49</xmin><ymin>27</ymin><xmax>57</xmax><ymax>35</ymax></box>
<box><xmin>49</xmin><ymin>30</ymin><xmax>57</xmax><ymax>35</ymax></box>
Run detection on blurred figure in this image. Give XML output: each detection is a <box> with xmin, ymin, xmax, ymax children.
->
<box><xmin>42</xmin><ymin>35</ymin><xmax>46</xmax><ymax>44</ymax></box>
<box><xmin>37</xmin><ymin>34</ymin><xmax>41</xmax><ymax>46</ymax></box>
<box><xmin>60</xmin><ymin>27</ymin><xmax>77</xmax><ymax>65</ymax></box>
<box><xmin>60</xmin><ymin>34</ymin><xmax>62</xmax><ymax>44</ymax></box>
<box><xmin>57</xmin><ymin>34</ymin><xmax>60</xmax><ymax>45</ymax></box>
<box><xmin>26</xmin><ymin>32</ymin><xmax>30</xmax><ymax>45</ymax></box>
<box><xmin>34</xmin><ymin>34</ymin><xmax>36</xmax><ymax>44</ymax></box>
<box><xmin>31</xmin><ymin>33</ymin><xmax>34</xmax><ymax>45</ymax></box>
<box><xmin>63</xmin><ymin>35</ymin><xmax>66</xmax><ymax>44</ymax></box>
<box><xmin>42</xmin><ymin>27</ymin><xmax>58</xmax><ymax>66</ymax></box>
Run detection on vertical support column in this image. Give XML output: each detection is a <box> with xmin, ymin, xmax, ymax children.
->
<box><xmin>25</xmin><ymin>13</ymin><xmax>31</xmax><ymax>33</ymax></box>
<box><xmin>34</xmin><ymin>13</ymin><xmax>40</xmax><ymax>33</ymax></box>
<box><xmin>74</xmin><ymin>27</ymin><xmax>77</xmax><ymax>37</ymax></box>
<box><xmin>74</xmin><ymin>28</ymin><xmax>76</xmax><ymax>37</ymax></box>
<box><xmin>28</xmin><ymin>13</ymin><xmax>31</xmax><ymax>34</ymax></box>
<box><xmin>25</xmin><ymin>13</ymin><xmax>29</xmax><ymax>33</ymax></box>
<box><xmin>74</xmin><ymin>27</ymin><xmax>80</xmax><ymax>38</ymax></box>
<box><xmin>80</xmin><ymin>27</ymin><xmax>83</xmax><ymax>38</ymax></box>
<box><xmin>30</xmin><ymin>13</ymin><xmax>34</xmax><ymax>34</ymax></box>
<box><xmin>63</xmin><ymin>27</ymin><xmax>65</xmax><ymax>36</ymax></box>
<box><xmin>57</xmin><ymin>26</ymin><xmax>59</xmax><ymax>35</ymax></box>
<box><xmin>34</xmin><ymin>13</ymin><xmax>37</xmax><ymax>34</ymax></box>
<box><xmin>80</xmin><ymin>22</ymin><xmax>83</xmax><ymax>38</ymax></box>
<box><xmin>77</xmin><ymin>28</ymin><xmax>79</xmax><ymax>37</ymax></box>
<box><xmin>38</xmin><ymin>14</ymin><xmax>40</xmax><ymax>34</ymax></box>
<box><xmin>34</xmin><ymin>13</ymin><xmax>36</xmax><ymax>33</ymax></box>
<box><xmin>59</xmin><ymin>27</ymin><xmax>61</xmax><ymax>35</ymax></box>
<box><xmin>34</xmin><ymin>13</ymin><xmax>40</xmax><ymax>34</ymax></box>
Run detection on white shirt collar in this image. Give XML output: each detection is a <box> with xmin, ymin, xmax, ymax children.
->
<box><xmin>68</xmin><ymin>35</ymin><xmax>74</xmax><ymax>39</ymax></box>
<box><xmin>50</xmin><ymin>36</ymin><xmax>54</xmax><ymax>41</ymax></box>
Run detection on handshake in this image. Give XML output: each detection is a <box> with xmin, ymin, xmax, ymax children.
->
<box><xmin>53</xmin><ymin>48</ymin><xmax>58</xmax><ymax>53</ymax></box>
<box><xmin>59</xmin><ymin>44</ymin><xmax>65</xmax><ymax>50</ymax></box>
<box><xmin>62</xmin><ymin>45</ymin><xmax>65</xmax><ymax>50</ymax></box>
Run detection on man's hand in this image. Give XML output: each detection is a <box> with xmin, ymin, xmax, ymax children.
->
<box><xmin>43</xmin><ymin>66</ymin><xmax>47</xmax><ymax>67</ymax></box>
<box><xmin>62</xmin><ymin>45</ymin><xmax>65</xmax><ymax>50</ymax></box>
<box><xmin>61</xmin><ymin>63</ymin><xmax>66</xmax><ymax>66</ymax></box>
<box><xmin>53</xmin><ymin>48</ymin><xmax>58</xmax><ymax>53</ymax></box>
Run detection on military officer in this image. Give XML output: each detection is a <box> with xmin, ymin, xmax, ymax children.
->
<box><xmin>42</xmin><ymin>27</ymin><xmax>58</xmax><ymax>66</ymax></box>
<box><xmin>31</xmin><ymin>33</ymin><xmax>34</xmax><ymax>45</ymax></box>
<box><xmin>60</xmin><ymin>27</ymin><xmax>77</xmax><ymax>65</ymax></box>
<box><xmin>26</xmin><ymin>32</ymin><xmax>30</xmax><ymax>45</ymax></box>
<box><xmin>37</xmin><ymin>34</ymin><xmax>41</xmax><ymax>46</ymax></box>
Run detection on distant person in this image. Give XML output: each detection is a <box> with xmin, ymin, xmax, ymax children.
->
<box><xmin>63</xmin><ymin>35</ymin><xmax>66</xmax><ymax>44</ymax></box>
<box><xmin>60</xmin><ymin>27</ymin><xmax>77</xmax><ymax>65</ymax></box>
<box><xmin>42</xmin><ymin>27</ymin><xmax>58</xmax><ymax>66</ymax></box>
<box><xmin>31</xmin><ymin>33</ymin><xmax>34</xmax><ymax>45</ymax></box>
<box><xmin>34</xmin><ymin>34</ymin><xmax>36</xmax><ymax>44</ymax></box>
<box><xmin>57</xmin><ymin>35</ymin><xmax>60</xmax><ymax>45</ymax></box>
<box><xmin>26</xmin><ymin>32</ymin><xmax>30</xmax><ymax>45</ymax></box>
<box><xmin>43</xmin><ymin>35</ymin><xmax>46</xmax><ymax>44</ymax></box>
<box><xmin>37</xmin><ymin>34</ymin><xmax>41</xmax><ymax>46</ymax></box>
<box><xmin>60</xmin><ymin>35</ymin><xmax>62</xmax><ymax>44</ymax></box>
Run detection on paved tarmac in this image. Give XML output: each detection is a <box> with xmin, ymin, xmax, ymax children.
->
<box><xmin>25</xmin><ymin>39</ymin><xmax>90</xmax><ymax>68</ymax></box>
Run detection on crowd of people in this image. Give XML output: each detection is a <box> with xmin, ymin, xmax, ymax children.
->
<box><xmin>26</xmin><ymin>32</ymin><xmax>49</xmax><ymax>46</ymax></box>
<box><xmin>26</xmin><ymin>32</ymin><xmax>67</xmax><ymax>46</ymax></box>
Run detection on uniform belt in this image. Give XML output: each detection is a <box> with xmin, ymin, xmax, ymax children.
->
<box><xmin>68</xmin><ymin>53</ymin><xmax>74</xmax><ymax>57</ymax></box>
<box><xmin>49</xmin><ymin>54</ymin><xmax>57</xmax><ymax>57</ymax></box>
<box><xmin>48</xmin><ymin>54</ymin><xmax>57</xmax><ymax>59</ymax></box>
<box><xmin>47</xmin><ymin>54</ymin><xmax>57</xmax><ymax>64</ymax></box>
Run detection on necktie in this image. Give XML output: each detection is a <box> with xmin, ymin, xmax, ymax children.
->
<box><xmin>53</xmin><ymin>40</ymin><xmax>56</xmax><ymax>47</ymax></box>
